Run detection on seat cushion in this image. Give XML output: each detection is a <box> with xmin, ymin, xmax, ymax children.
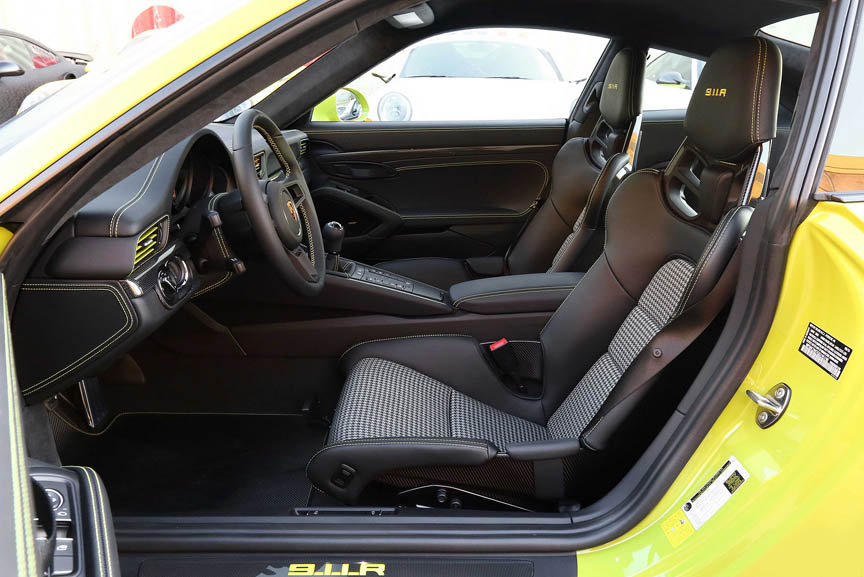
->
<box><xmin>331</xmin><ymin>357</ymin><xmax>549</xmax><ymax>452</ymax></box>
<box><xmin>340</xmin><ymin>335</ymin><xmax>547</xmax><ymax>423</ymax></box>
<box><xmin>309</xmin><ymin>353</ymin><xmax>551</xmax><ymax>503</ymax></box>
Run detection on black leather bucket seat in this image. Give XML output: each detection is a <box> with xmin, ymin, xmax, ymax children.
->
<box><xmin>374</xmin><ymin>47</ymin><xmax>647</xmax><ymax>288</ymax></box>
<box><xmin>308</xmin><ymin>38</ymin><xmax>782</xmax><ymax>505</ymax></box>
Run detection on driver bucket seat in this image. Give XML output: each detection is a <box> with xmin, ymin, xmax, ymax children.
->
<box><xmin>373</xmin><ymin>46</ymin><xmax>647</xmax><ymax>289</ymax></box>
<box><xmin>308</xmin><ymin>38</ymin><xmax>781</xmax><ymax>505</ymax></box>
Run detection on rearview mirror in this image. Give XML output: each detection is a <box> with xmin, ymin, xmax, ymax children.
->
<box><xmin>0</xmin><ymin>60</ymin><xmax>25</xmax><ymax>78</ymax></box>
<box><xmin>657</xmin><ymin>71</ymin><xmax>686</xmax><ymax>86</ymax></box>
<box><xmin>312</xmin><ymin>88</ymin><xmax>369</xmax><ymax>122</ymax></box>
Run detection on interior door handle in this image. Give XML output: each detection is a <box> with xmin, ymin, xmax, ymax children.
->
<box><xmin>325</xmin><ymin>162</ymin><xmax>398</xmax><ymax>180</ymax></box>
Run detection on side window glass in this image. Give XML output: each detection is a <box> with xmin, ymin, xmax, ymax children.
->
<box><xmin>643</xmin><ymin>49</ymin><xmax>706</xmax><ymax>111</ymax></box>
<box><xmin>0</xmin><ymin>35</ymin><xmax>57</xmax><ymax>70</ymax></box>
<box><xmin>26</xmin><ymin>41</ymin><xmax>58</xmax><ymax>69</ymax></box>
<box><xmin>312</xmin><ymin>28</ymin><xmax>608</xmax><ymax>122</ymax></box>
<box><xmin>0</xmin><ymin>35</ymin><xmax>35</xmax><ymax>71</ymax></box>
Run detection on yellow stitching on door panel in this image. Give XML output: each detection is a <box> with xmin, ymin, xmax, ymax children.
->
<box><xmin>396</xmin><ymin>159</ymin><xmax>549</xmax><ymax>190</ymax></box>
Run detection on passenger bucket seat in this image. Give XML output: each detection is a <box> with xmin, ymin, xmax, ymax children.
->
<box><xmin>374</xmin><ymin>46</ymin><xmax>647</xmax><ymax>289</ymax></box>
<box><xmin>308</xmin><ymin>38</ymin><xmax>781</xmax><ymax>505</ymax></box>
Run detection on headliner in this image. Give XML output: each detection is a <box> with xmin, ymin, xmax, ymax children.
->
<box><xmin>424</xmin><ymin>0</ymin><xmax>821</xmax><ymax>56</ymax></box>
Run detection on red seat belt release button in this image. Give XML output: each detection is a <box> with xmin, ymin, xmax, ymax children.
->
<box><xmin>489</xmin><ymin>338</ymin><xmax>508</xmax><ymax>351</ymax></box>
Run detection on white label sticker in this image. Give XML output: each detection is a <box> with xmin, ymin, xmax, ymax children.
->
<box><xmin>682</xmin><ymin>455</ymin><xmax>749</xmax><ymax>530</ymax></box>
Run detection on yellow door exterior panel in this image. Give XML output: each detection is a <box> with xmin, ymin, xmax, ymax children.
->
<box><xmin>579</xmin><ymin>201</ymin><xmax>864</xmax><ymax>576</ymax></box>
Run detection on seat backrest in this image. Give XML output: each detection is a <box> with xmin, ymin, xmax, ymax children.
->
<box><xmin>506</xmin><ymin>47</ymin><xmax>646</xmax><ymax>275</ymax></box>
<box><xmin>539</xmin><ymin>37</ymin><xmax>782</xmax><ymax>446</ymax></box>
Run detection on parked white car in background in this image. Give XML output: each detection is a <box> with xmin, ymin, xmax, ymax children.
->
<box><xmin>366</xmin><ymin>33</ymin><xmax>589</xmax><ymax>121</ymax></box>
<box><xmin>641</xmin><ymin>49</ymin><xmax>705</xmax><ymax>111</ymax></box>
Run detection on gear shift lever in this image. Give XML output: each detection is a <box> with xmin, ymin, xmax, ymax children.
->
<box><xmin>323</xmin><ymin>221</ymin><xmax>344</xmax><ymax>255</ymax></box>
<box><xmin>322</xmin><ymin>221</ymin><xmax>345</xmax><ymax>272</ymax></box>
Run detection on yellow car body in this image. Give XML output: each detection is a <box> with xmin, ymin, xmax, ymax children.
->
<box><xmin>0</xmin><ymin>2</ymin><xmax>862</xmax><ymax>576</ymax></box>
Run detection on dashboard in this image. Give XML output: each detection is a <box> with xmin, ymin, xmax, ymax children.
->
<box><xmin>12</xmin><ymin>123</ymin><xmax>310</xmax><ymax>401</ymax></box>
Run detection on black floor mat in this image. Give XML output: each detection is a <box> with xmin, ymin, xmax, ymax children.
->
<box><xmin>54</xmin><ymin>413</ymin><xmax>327</xmax><ymax>516</ymax></box>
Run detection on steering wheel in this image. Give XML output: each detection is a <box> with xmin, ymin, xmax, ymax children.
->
<box><xmin>231</xmin><ymin>109</ymin><xmax>325</xmax><ymax>296</ymax></box>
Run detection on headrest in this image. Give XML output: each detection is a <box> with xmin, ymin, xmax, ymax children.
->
<box><xmin>600</xmin><ymin>47</ymin><xmax>646</xmax><ymax>130</ymax></box>
<box><xmin>685</xmin><ymin>37</ymin><xmax>782</xmax><ymax>161</ymax></box>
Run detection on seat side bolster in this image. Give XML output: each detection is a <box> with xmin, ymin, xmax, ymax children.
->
<box><xmin>506</xmin><ymin>437</ymin><xmax>582</xmax><ymax>461</ymax></box>
<box><xmin>580</xmin><ymin>236</ymin><xmax>746</xmax><ymax>452</ymax></box>
<box><xmin>307</xmin><ymin>438</ymin><xmax>495</xmax><ymax>504</ymax></box>
<box><xmin>677</xmin><ymin>206</ymin><xmax>753</xmax><ymax>311</ymax></box>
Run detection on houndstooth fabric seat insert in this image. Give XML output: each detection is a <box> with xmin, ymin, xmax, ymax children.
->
<box><xmin>330</xmin><ymin>357</ymin><xmax>550</xmax><ymax>452</ymax></box>
<box><xmin>330</xmin><ymin>258</ymin><xmax>695</xmax><ymax>452</ymax></box>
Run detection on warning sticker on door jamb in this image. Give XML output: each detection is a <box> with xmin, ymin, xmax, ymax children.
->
<box><xmin>681</xmin><ymin>456</ymin><xmax>749</xmax><ymax>530</ymax></box>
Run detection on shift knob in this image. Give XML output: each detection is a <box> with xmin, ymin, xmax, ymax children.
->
<box><xmin>322</xmin><ymin>221</ymin><xmax>344</xmax><ymax>255</ymax></box>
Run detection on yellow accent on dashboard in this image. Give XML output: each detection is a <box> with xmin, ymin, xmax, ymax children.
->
<box><xmin>134</xmin><ymin>224</ymin><xmax>160</xmax><ymax>266</ymax></box>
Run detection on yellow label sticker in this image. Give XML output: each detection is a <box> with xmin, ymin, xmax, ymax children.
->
<box><xmin>661</xmin><ymin>509</ymin><xmax>695</xmax><ymax>547</ymax></box>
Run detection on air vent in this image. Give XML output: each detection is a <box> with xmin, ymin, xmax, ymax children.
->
<box><xmin>298</xmin><ymin>139</ymin><xmax>308</xmax><ymax>157</ymax></box>
<box><xmin>134</xmin><ymin>219</ymin><xmax>164</xmax><ymax>268</ymax></box>
<box><xmin>253</xmin><ymin>152</ymin><xmax>265</xmax><ymax>179</ymax></box>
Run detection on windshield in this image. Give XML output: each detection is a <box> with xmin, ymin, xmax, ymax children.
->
<box><xmin>401</xmin><ymin>41</ymin><xmax>561</xmax><ymax>81</ymax></box>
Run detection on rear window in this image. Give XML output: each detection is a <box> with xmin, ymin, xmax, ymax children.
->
<box><xmin>642</xmin><ymin>49</ymin><xmax>706</xmax><ymax>111</ymax></box>
<box><xmin>761</xmin><ymin>13</ymin><xmax>819</xmax><ymax>47</ymax></box>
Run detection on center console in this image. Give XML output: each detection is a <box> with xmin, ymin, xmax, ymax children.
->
<box><xmin>342</xmin><ymin>261</ymin><xmax>447</xmax><ymax>302</ymax></box>
<box><xmin>319</xmin><ymin>220</ymin><xmax>582</xmax><ymax>318</ymax></box>
<box><xmin>323</xmin><ymin>256</ymin><xmax>451</xmax><ymax>316</ymax></box>
<box><xmin>319</xmin><ymin>220</ymin><xmax>451</xmax><ymax>316</ymax></box>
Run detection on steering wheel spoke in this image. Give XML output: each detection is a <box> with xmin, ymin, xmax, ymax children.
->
<box><xmin>290</xmin><ymin>184</ymin><xmax>308</xmax><ymax>207</ymax></box>
<box><xmin>231</xmin><ymin>109</ymin><xmax>325</xmax><ymax>296</ymax></box>
<box><xmin>288</xmin><ymin>245</ymin><xmax>319</xmax><ymax>282</ymax></box>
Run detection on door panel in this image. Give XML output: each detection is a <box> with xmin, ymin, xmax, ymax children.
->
<box><xmin>635</xmin><ymin>109</ymin><xmax>687</xmax><ymax>171</ymax></box>
<box><xmin>304</xmin><ymin>120</ymin><xmax>566</xmax><ymax>261</ymax></box>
